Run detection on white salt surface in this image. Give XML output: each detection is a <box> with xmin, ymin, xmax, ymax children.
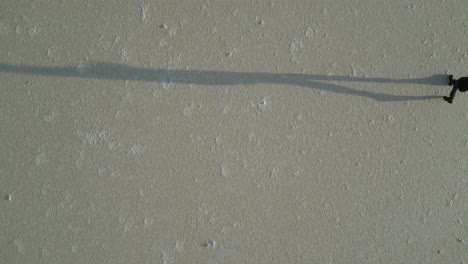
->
<box><xmin>1</xmin><ymin>0</ymin><xmax>467</xmax><ymax>263</ymax></box>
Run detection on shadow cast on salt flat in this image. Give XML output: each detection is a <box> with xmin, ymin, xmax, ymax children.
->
<box><xmin>0</xmin><ymin>62</ymin><xmax>445</xmax><ymax>102</ymax></box>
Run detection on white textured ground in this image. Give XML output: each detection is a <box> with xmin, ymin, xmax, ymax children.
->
<box><xmin>1</xmin><ymin>0</ymin><xmax>467</xmax><ymax>263</ymax></box>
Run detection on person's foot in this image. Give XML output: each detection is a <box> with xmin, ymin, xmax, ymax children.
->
<box><xmin>449</xmin><ymin>75</ymin><xmax>454</xmax><ymax>85</ymax></box>
<box><xmin>443</xmin><ymin>96</ymin><xmax>453</xmax><ymax>104</ymax></box>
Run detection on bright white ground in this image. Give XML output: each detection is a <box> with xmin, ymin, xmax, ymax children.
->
<box><xmin>1</xmin><ymin>0</ymin><xmax>467</xmax><ymax>263</ymax></box>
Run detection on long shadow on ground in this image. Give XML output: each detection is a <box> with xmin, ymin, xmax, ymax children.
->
<box><xmin>0</xmin><ymin>62</ymin><xmax>446</xmax><ymax>102</ymax></box>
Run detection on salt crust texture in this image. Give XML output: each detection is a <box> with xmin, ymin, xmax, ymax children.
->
<box><xmin>1</xmin><ymin>0</ymin><xmax>467</xmax><ymax>263</ymax></box>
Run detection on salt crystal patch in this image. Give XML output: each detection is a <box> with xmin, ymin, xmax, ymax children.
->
<box><xmin>76</xmin><ymin>61</ymin><xmax>89</xmax><ymax>75</ymax></box>
<box><xmin>220</xmin><ymin>162</ymin><xmax>228</xmax><ymax>177</ymax></box>
<box><xmin>385</xmin><ymin>115</ymin><xmax>395</xmax><ymax>123</ymax></box>
<box><xmin>76</xmin><ymin>130</ymin><xmax>98</xmax><ymax>145</ymax></box>
<box><xmin>158</xmin><ymin>39</ymin><xmax>167</xmax><ymax>47</ymax></box>
<box><xmin>304</xmin><ymin>26</ymin><xmax>315</xmax><ymax>38</ymax></box>
<box><xmin>35</xmin><ymin>152</ymin><xmax>48</xmax><ymax>166</ymax></box>
<box><xmin>119</xmin><ymin>48</ymin><xmax>129</xmax><ymax>62</ymax></box>
<box><xmin>289</xmin><ymin>38</ymin><xmax>304</xmax><ymax>64</ymax></box>
<box><xmin>221</xmin><ymin>106</ymin><xmax>230</xmax><ymax>114</ymax></box>
<box><xmin>0</xmin><ymin>22</ymin><xmax>6</xmax><ymax>33</ymax></box>
<box><xmin>161</xmin><ymin>252</ymin><xmax>173</xmax><ymax>264</ymax></box>
<box><xmin>28</xmin><ymin>26</ymin><xmax>37</xmax><ymax>37</ymax></box>
<box><xmin>289</xmin><ymin>38</ymin><xmax>303</xmax><ymax>53</ymax></box>
<box><xmin>143</xmin><ymin>217</ymin><xmax>153</xmax><ymax>228</ymax></box>
<box><xmin>183</xmin><ymin>104</ymin><xmax>193</xmax><ymax>117</ymax></box>
<box><xmin>174</xmin><ymin>240</ymin><xmax>184</xmax><ymax>252</ymax></box>
<box><xmin>152</xmin><ymin>89</ymin><xmax>159</xmax><ymax>98</ymax></box>
<box><xmin>252</xmin><ymin>97</ymin><xmax>269</xmax><ymax>111</ymax></box>
<box><xmin>13</xmin><ymin>239</ymin><xmax>25</xmax><ymax>254</ymax></box>
<box><xmin>255</xmin><ymin>16</ymin><xmax>264</xmax><ymax>25</ymax></box>
<box><xmin>98</xmin><ymin>167</ymin><xmax>119</xmax><ymax>179</ymax></box>
<box><xmin>162</xmin><ymin>80</ymin><xmax>174</xmax><ymax>90</ymax></box>
<box><xmin>77</xmin><ymin>130</ymin><xmax>118</xmax><ymax>150</ymax></box>
<box><xmin>159</xmin><ymin>23</ymin><xmax>177</xmax><ymax>36</ymax></box>
<box><xmin>43</xmin><ymin>114</ymin><xmax>54</xmax><ymax>123</ymax></box>
<box><xmin>130</xmin><ymin>143</ymin><xmax>146</xmax><ymax>154</ymax></box>
<box><xmin>293</xmin><ymin>169</ymin><xmax>301</xmax><ymax>177</ymax></box>
<box><xmin>270</xmin><ymin>167</ymin><xmax>279</xmax><ymax>177</ymax></box>
<box><xmin>248</xmin><ymin>132</ymin><xmax>256</xmax><ymax>143</ymax></box>
<box><xmin>139</xmin><ymin>1</ymin><xmax>149</xmax><ymax>23</ymax></box>
<box><xmin>201</xmin><ymin>239</ymin><xmax>216</xmax><ymax>248</ymax></box>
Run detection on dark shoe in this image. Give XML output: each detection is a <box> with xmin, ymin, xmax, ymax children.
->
<box><xmin>443</xmin><ymin>96</ymin><xmax>453</xmax><ymax>104</ymax></box>
<box><xmin>449</xmin><ymin>75</ymin><xmax>454</xmax><ymax>85</ymax></box>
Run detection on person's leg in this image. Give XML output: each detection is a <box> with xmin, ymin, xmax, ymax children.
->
<box><xmin>444</xmin><ymin>80</ymin><xmax>459</xmax><ymax>103</ymax></box>
<box><xmin>450</xmin><ymin>80</ymin><xmax>459</xmax><ymax>98</ymax></box>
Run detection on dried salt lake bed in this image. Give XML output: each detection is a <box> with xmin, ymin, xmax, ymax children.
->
<box><xmin>1</xmin><ymin>0</ymin><xmax>467</xmax><ymax>263</ymax></box>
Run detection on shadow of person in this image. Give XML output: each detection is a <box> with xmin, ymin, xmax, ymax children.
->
<box><xmin>0</xmin><ymin>62</ymin><xmax>444</xmax><ymax>102</ymax></box>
